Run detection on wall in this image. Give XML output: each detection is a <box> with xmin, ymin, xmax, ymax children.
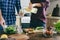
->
<box><xmin>46</xmin><ymin>0</ymin><xmax>60</xmax><ymax>14</ymax></box>
<box><xmin>20</xmin><ymin>0</ymin><xmax>60</xmax><ymax>15</ymax></box>
<box><xmin>20</xmin><ymin>0</ymin><xmax>30</xmax><ymax>9</ymax></box>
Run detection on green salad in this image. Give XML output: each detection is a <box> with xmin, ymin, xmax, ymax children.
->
<box><xmin>5</xmin><ymin>25</ymin><xmax>17</xmax><ymax>34</ymax></box>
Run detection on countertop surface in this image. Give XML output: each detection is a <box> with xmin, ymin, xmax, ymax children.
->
<box><xmin>46</xmin><ymin>16</ymin><xmax>60</xmax><ymax>19</ymax></box>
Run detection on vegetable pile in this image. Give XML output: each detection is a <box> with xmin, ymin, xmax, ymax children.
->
<box><xmin>54</xmin><ymin>20</ymin><xmax>60</xmax><ymax>32</ymax></box>
<box><xmin>5</xmin><ymin>25</ymin><xmax>17</xmax><ymax>34</ymax></box>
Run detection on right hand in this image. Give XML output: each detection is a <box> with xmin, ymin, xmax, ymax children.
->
<box><xmin>0</xmin><ymin>10</ymin><xmax>6</xmax><ymax>27</ymax></box>
<box><xmin>0</xmin><ymin>17</ymin><xmax>5</xmax><ymax>27</ymax></box>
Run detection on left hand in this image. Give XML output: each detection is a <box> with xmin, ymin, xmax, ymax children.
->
<box><xmin>0</xmin><ymin>17</ymin><xmax>6</xmax><ymax>27</ymax></box>
<box><xmin>19</xmin><ymin>10</ymin><xmax>24</xmax><ymax>17</ymax></box>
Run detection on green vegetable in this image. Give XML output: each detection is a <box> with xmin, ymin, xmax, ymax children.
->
<box><xmin>54</xmin><ymin>21</ymin><xmax>60</xmax><ymax>32</ymax></box>
<box><xmin>5</xmin><ymin>25</ymin><xmax>16</xmax><ymax>34</ymax></box>
<box><xmin>36</xmin><ymin>27</ymin><xmax>44</xmax><ymax>30</ymax></box>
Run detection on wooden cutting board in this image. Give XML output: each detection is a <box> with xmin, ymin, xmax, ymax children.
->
<box><xmin>9</xmin><ymin>34</ymin><xmax>29</xmax><ymax>40</ymax></box>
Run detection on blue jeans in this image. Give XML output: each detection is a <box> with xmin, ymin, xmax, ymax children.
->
<box><xmin>30</xmin><ymin>19</ymin><xmax>45</xmax><ymax>28</ymax></box>
<box><xmin>0</xmin><ymin>25</ymin><xmax>4</xmax><ymax>34</ymax></box>
<box><xmin>0</xmin><ymin>25</ymin><xmax>3</xmax><ymax>30</ymax></box>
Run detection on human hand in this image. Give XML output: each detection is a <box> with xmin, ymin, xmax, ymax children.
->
<box><xmin>19</xmin><ymin>10</ymin><xmax>24</xmax><ymax>17</ymax></box>
<box><xmin>0</xmin><ymin>17</ymin><xmax>5</xmax><ymax>27</ymax></box>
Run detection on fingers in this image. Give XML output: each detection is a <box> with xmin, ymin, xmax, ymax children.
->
<box><xmin>0</xmin><ymin>17</ymin><xmax>6</xmax><ymax>27</ymax></box>
<box><xmin>3</xmin><ymin>22</ymin><xmax>6</xmax><ymax>25</ymax></box>
<box><xmin>1</xmin><ymin>21</ymin><xmax>5</xmax><ymax>26</ymax></box>
<box><xmin>20</xmin><ymin>11</ymin><xmax>23</xmax><ymax>16</ymax></box>
<box><xmin>19</xmin><ymin>10</ymin><xmax>24</xmax><ymax>17</ymax></box>
<box><xmin>19</xmin><ymin>13</ymin><xmax>24</xmax><ymax>17</ymax></box>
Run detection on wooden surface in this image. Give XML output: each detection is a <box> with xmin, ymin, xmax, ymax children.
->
<box><xmin>46</xmin><ymin>16</ymin><xmax>59</xmax><ymax>27</ymax></box>
<box><xmin>0</xmin><ymin>33</ymin><xmax>60</xmax><ymax>40</ymax></box>
<box><xmin>28</xmin><ymin>33</ymin><xmax>60</xmax><ymax>40</ymax></box>
<box><xmin>9</xmin><ymin>34</ymin><xmax>29</xmax><ymax>40</ymax></box>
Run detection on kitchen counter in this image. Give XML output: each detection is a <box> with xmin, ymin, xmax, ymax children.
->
<box><xmin>46</xmin><ymin>16</ymin><xmax>60</xmax><ymax>27</ymax></box>
<box><xmin>46</xmin><ymin>16</ymin><xmax>60</xmax><ymax>19</ymax></box>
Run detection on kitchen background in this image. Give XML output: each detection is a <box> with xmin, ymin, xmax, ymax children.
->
<box><xmin>15</xmin><ymin>0</ymin><xmax>60</xmax><ymax>15</ymax></box>
<box><xmin>20</xmin><ymin>0</ymin><xmax>60</xmax><ymax>14</ymax></box>
<box><xmin>16</xmin><ymin>0</ymin><xmax>60</xmax><ymax>28</ymax></box>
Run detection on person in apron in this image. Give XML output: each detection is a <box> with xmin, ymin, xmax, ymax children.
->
<box><xmin>29</xmin><ymin>0</ymin><xmax>50</xmax><ymax>28</ymax></box>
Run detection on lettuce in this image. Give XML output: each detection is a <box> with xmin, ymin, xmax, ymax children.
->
<box><xmin>5</xmin><ymin>25</ymin><xmax>16</xmax><ymax>34</ymax></box>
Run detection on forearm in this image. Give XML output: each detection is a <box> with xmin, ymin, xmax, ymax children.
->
<box><xmin>0</xmin><ymin>10</ymin><xmax>4</xmax><ymax>20</ymax></box>
<box><xmin>0</xmin><ymin>11</ymin><xmax>1</xmax><ymax>21</ymax></box>
<box><xmin>33</xmin><ymin>2</ymin><xmax>49</xmax><ymax>7</ymax></box>
<box><xmin>32</xmin><ymin>2</ymin><xmax>46</xmax><ymax>8</ymax></box>
<box><xmin>33</xmin><ymin>3</ymin><xmax>41</xmax><ymax>7</ymax></box>
<box><xmin>0</xmin><ymin>10</ymin><xmax>2</xmax><ymax>21</ymax></box>
<box><xmin>33</xmin><ymin>0</ymin><xmax>50</xmax><ymax>8</ymax></box>
<box><xmin>0</xmin><ymin>10</ymin><xmax>1</xmax><ymax>15</ymax></box>
<box><xmin>0</xmin><ymin>10</ymin><xmax>5</xmax><ymax>26</ymax></box>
